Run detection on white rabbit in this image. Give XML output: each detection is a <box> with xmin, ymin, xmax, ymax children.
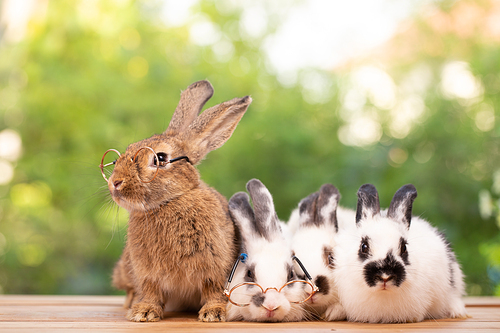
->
<box><xmin>289</xmin><ymin>184</ymin><xmax>354</xmax><ymax>320</ymax></box>
<box><xmin>225</xmin><ymin>179</ymin><xmax>315</xmax><ymax>322</ymax></box>
<box><xmin>333</xmin><ymin>183</ymin><xmax>467</xmax><ymax>323</ymax></box>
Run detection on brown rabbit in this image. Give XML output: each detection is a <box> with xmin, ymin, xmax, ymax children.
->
<box><xmin>102</xmin><ymin>80</ymin><xmax>251</xmax><ymax>322</ymax></box>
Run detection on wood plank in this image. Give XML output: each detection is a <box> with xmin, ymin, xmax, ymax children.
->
<box><xmin>0</xmin><ymin>296</ymin><xmax>499</xmax><ymax>332</ymax></box>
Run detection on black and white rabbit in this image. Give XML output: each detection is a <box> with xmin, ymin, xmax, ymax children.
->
<box><xmin>225</xmin><ymin>179</ymin><xmax>310</xmax><ymax>322</ymax></box>
<box><xmin>288</xmin><ymin>184</ymin><xmax>352</xmax><ymax>320</ymax></box>
<box><xmin>333</xmin><ymin>184</ymin><xmax>467</xmax><ymax>323</ymax></box>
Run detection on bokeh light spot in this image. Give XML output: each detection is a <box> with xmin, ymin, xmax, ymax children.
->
<box><xmin>0</xmin><ymin>129</ymin><xmax>22</xmax><ymax>161</ymax></box>
<box><xmin>10</xmin><ymin>182</ymin><xmax>52</xmax><ymax>208</ymax></box>
<box><xmin>127</xmin><ymin>56</ymin><xmax>149</xmax><ymax>78</ymax></box>
<box><xmin>119</xmin><ymin>28</ymin><xmax>141</xmax><ymax>50</ymax></box>
<box><xmin>388</xmin><ymin>147</ymin><xmax>408</xmax><ymax>166</ymax></box>
<box><xmin>17</xmin><ymin>243</ymin><xmax>46</xmax><ymax>267</ymax></box>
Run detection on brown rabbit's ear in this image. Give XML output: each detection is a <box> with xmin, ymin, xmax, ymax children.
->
<box><xmin>165</xmin><ymin>80</ymin><xmax>214</xmax><ymax>136</ymax></box>
<box><xmin>183</xmin><ymin>95</ymin><xmax>252</xmax><ymax>164</ymax></box>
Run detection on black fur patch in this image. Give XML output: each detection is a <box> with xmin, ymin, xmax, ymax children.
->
<box><xmin>314</xmin><ymin>275</ymin><xmax>330</xmax><ymax>295</ymax></box>
<box><xmin>358</xmin><ymin>236</ymin><xmax>371</xmax><ymax>261</ymax></box>
<box><xmin>363</xmin><ymin>252</ymin><xmax>406</xmax><ymax>288</ymax></box>
<box><xmin>251</xmin><ymin>293</ymin><xmax>265</xmax><ymax>307</ymax></box>
<box><xmin>399</xmin><ymin>237</ymin><xmax>410</xmax><ymax>266</ymax></box>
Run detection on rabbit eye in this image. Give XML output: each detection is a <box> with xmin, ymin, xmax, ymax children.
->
<box><xmin>154</xmin><ymin>153</ymin><xmax>168</xmax><ymax>166</ymax></box>
<box><xmin>361</xmin><ymin>242</ymin><xmax>369</xmax><ymax>254</ymax></box>
<box><xmin>401</xmin><ymin>242</ymin><xmax>407</xmax><ymax>255</ymax></box>
<box><xmin>328</xmin><ymin>254</ymin><xmax>334</xmax><ymax>266</ymax></box>
<box><xmin>358</xmin><ymin>236</ymin><xmax>371</xmax><ymax>261</ymax></box>
<box><xmin>246</xmin><ymin>269</ymin><xmax>255</xmax><ymax>281</ymax></box>
<box><xmin>287</xmin><ymin>269</ymin><xmax>294</xmax><ymax>282</ymax></box>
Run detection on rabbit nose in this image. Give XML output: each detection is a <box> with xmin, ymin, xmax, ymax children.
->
<box><xmin>380</xmin><ymin>273</ymin><xmax>394</xmax><ymax>282</ymax></box>
<box><xmin>113</xmin><ymin>180</ymin><xmax>123</xmax><ymax>189</ymax></box>
<box><xmin>262</xmin><ymin>304</ymin><xmax>280</xmax><ymax>318</ymax></box>
<box><xmin>263</xmin><ymin>304</ymin><xmax>280</xmax><ymax>311</ymax></box>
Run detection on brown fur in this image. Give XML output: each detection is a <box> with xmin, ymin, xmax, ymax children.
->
<box><xmin>108</xmin><ymin>81</ymin><xmax>251</xmax><ymax>322</ymax></box>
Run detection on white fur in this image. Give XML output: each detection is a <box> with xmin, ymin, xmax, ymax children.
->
<box><xmin>334</xmin><ymin>211</ymin><xmax>467</xmax><ymax>323</ymax></box>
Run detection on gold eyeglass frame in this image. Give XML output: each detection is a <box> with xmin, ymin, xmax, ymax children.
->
<box><xmin>99</xmin><ymin>147</ymin><xmax>190</xmax><ymax>184</ymax></box>
<box><xmin>223</xmin><ymin>255</ymin><xmax>319</xmax><ymax>307</ymax></box>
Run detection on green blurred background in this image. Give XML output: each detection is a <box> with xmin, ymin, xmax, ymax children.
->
<box><xmin>0</xmin><ymin>0</ymin><xmax>499</xmax><ymax>296</ymax></box>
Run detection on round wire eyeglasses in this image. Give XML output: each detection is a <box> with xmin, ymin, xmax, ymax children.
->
<box><xmin>99</xmin><ymin>147</ymin><xmax>190</xmax><ymax>183</ymax></box>
<box><xmin>223</xmin><ymin>254</ymin><xmax>319</xmax><ymax>307</ymax></box>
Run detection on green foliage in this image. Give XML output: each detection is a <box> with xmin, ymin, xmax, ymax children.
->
<box><xmin>0</xmin><ymin>0</ymin><xmax>499</xmax><ymax>296</ymax></box>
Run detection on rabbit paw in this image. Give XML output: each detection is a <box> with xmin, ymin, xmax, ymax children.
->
<box><xmin>324</xmin><ymin>303</ymin><xmax>347</xmax><ymax>321</ymax></box>
<box><xmin>126</xmin><ymin>302</ymin><xmax>163</xmax><ymax>322</ymax></box>
<box><xmin>198</xmin><ymin>302</ymin><xmax>226</xmax><ymax>322</ymax></box>
<box><xmin>448</xmin><ymin>299</ymin><xmax>469</xmax><ymax>319</ymax></box>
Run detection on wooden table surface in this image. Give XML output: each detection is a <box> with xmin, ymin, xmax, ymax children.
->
<box><xmin>0</xmin><ymin>295</ymin><xmax>499</xmax><ymax>332</ymax></box>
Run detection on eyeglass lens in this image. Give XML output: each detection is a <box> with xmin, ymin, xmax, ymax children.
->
<box><xmin>100</xmin><ymin>149</ymin><xmax>121</xmax><ymax>182</ymax></box>
<box><xmin>100</xmin><ymin>147</ymin><xmax>160</xmax><ymax>183</ymax></box>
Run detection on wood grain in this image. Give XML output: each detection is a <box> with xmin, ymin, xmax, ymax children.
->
<box><xmin>0</xmin><ymin>295</ymin><xmax>498</xmax><ymax>332</ymax></box>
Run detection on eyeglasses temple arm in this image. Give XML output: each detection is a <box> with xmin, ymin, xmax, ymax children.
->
<box><xmin>293</xmin><ymin>255</ymin><xmax>319</xmax><ymax>293</ymax></box>
<box><xmin>169</xmin><ymin>156</ymin><xmax>191</xmax><ymax>164</ymax></box>
<box><xmin>292</xmin><ymin>255</ymin><xmax>313</xmax><ymax>281</ymax></box>
<box><xmin>224</xmin><ymin>253</ymin><xmax>248</xmax><ymax>292</ymax></box>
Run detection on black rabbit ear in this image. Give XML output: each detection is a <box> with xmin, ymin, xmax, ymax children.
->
<box><xmin>387</xmin><ymin>184</ymin><xmax>418</xmax><ymax>229</ymax></box>
<box><xmin>228</xmin><ymin>191</ymin><xmax>255</xmax><ymax>244</ymax></box>
<box><xmin>317</xmin><ymin>184</ymin><xmax>340</xmax><ymax>231</ymax></box>
<box><xmin>298</xmin><ymin>191</ymin><xmax>319</xmax><ymax>226</ymax></box>
<box><xmin>298</xmin><ymin>184</ymin><xmax>340</xmax><ymax>231</ymax></box>
<box><xmin>356</xmin><ymin>184</ymin><xmax>380</xmax><ymax>224</ymax></box>
<box><xmin>246</xmin><ymin>179</ymin><xmax>280</xmax><ymax>241</ymax></box>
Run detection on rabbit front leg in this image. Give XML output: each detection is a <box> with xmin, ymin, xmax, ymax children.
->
<box><xmin>126</xmin><ymin>278</ymin><xmax>165</xmax><ymax>322</ymax></box>
<box><xmin>198</xmin><ymin>278</ymin><xmax>227</xmax><ymax>322</ymax></box>
<box><xmin>324</xmin><ymin>302</ymin><xmax>347</xmax><ymax>321</ymax></box>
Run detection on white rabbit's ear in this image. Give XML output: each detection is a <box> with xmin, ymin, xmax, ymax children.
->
<box><xmin>298</xmin><ymin>191</ymin><xmax>319</xmax><ymax>226</ymax></box>
<box><xmin>165</xmin><ymin>80</ymin><xmax>214</xmax><ymax>136</ymax></box>
<box><xmin>298</xmin><ymin>184</ymin><xmax>340</xmax><ymax>231</ymax></box>
<box><xmin>246</xmin><ymin>179</ymin><xmax>281</xmax><ymax>241</ymax></box>
<box><xmin>317</xmin><ymin>184</ymin><xmax>340</xmax><ymax>231</ymax></box>
<box><xmin>387</xmin><ymin>184</ymin><xmax>417</xmax><ymax>229</ymax></box>
<box><xmin>229</xmin><ymin>191</ymin><xmax>255</xmax><ymax>245</ymax></box>
<box><xmin>356</xmin><ymin>184</ymin><xmax>380</xmax><ymax>224</ymax></box>
<box><xmin>182</xmin><ymin>95</ymin><xmax>252</xmax><ymax>165</ymax></box>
